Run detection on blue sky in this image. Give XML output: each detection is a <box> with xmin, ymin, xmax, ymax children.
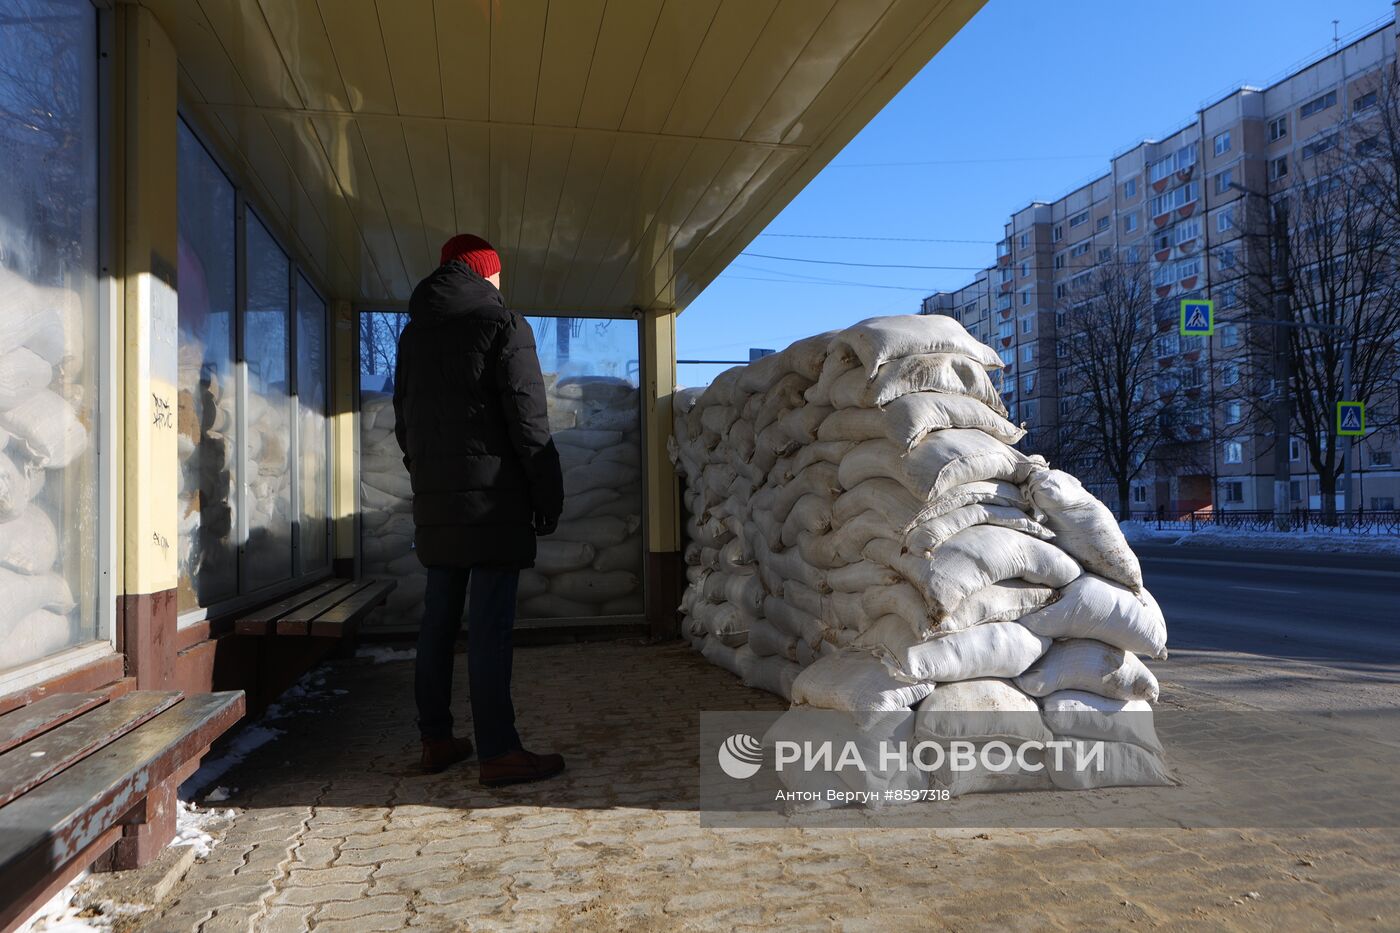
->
<box><xmin>678</xmin><ymin>0</ymin><xmax>1393</xmax><ymax>386</ymax></box>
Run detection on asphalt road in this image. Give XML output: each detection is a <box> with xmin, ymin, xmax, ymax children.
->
<box><xmin>1137</xmin><ymin>543</ymin><xmax>1400</xmax><ymax>715</ymax></box>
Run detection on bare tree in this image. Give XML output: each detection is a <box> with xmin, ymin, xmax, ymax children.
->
<box><xmin>1231</xmin><ymin>129</ymin><xmax>1400</xmax><ymax>522</ymax></box>
<box><xmin>1047</xmin><ymin>256</ymin><xmax>1196</xmax><ymax>519</ymax></box>
<box><xmin>359</xmin><ymin>312</ymin><xmax>409</xmax><ymax>387</ymax></box>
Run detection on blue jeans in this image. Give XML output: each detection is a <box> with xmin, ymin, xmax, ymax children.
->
<box><xmin>415</xmin><ymin>566</ymin><xmax>521</xmax><ymax>759</ymax></box>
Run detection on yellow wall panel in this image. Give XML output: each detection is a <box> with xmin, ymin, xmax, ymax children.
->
<box><xmin>523</xmin><ymin>135</ymin><xmax>617</xmax><ymax>311</ymax></box>
<box><xmin>255</xmin><ymin>0</ymin><xmax>351</xmax><ymax>112</ymax></box>
<box><xmin>487</xmin><ymin>125</ymin><xmax>534</xmax><ymax>295</ymax></box>
<box><xmin>147</xmin><ymin>0</ymin><xmax>253</xmax><ymax>107</ymax></box>
<box><xmin>402</xmin><ymin>124</ymin><xmax>457</xmax><ymax>266</ymax></box>
<box><xmin>660</xmin><ymin>0</ymin><xmax>781</xmax><ymax>138</ymax></box>
<box><xmin>359</xmin><ymin>124</ymin><xmax>433</xmax><ymax>285</ymax></box>
<box><xmin>446</xmin><ymin>124</ymin><xmax>492</xmax><ymax>240</ymax></box>
<box><xmin>488</xmin><ymin>0</ymin><xmax>547</xmax><ymax>124</ymax></box>
<box><xmin>512</xmin><ymin>133</ymin><xmax>576</xmax><ymax>302</ymax></box>
<box><xmin>194</xmin><ymin>0</ymin><xmax>303</xmax><ymax>109</ymax></box>
<box><xmin>434</xmin><ymin>0</ymin><xmax>490</xmax><ymax>122</ymax></box>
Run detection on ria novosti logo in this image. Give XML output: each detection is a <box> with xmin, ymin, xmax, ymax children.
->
<box><xmin>717</xmin><ymin>733</ymin><xmax>764</xmax><ymax>779</ymax></box>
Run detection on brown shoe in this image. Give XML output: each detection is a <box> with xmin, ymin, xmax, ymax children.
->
<box><xmin>421</xmin><ymin>736</ymin><xmax>475</xmax><ymax>773</ymax></box>
<box><xmin>479</xmin><ymin>748</ymin><xmax>566</xmax><ymax>787</ymax></box>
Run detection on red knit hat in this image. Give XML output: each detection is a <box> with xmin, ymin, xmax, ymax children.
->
<box><xmin>440</xmin><ymin>234</ymin><xmax>502</xmax><ymax>279</ymax></box>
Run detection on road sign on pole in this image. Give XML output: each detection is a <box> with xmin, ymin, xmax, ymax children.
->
<box><xmin>1337</xmin><ymin>401</ymin><xmax>1365</xmax><ymax>436</ymax></box>
<box><xmin>1179</xmin><ymin>298</ymin><xmax>1214</xmax><ymax>336</ymax></box>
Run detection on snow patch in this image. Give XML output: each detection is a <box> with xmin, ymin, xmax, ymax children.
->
<box><xmin>14</xmin><ymin>873</ymin><xmax>106</xmax><ymax>933</ymax></box>
<box><xmin>356</xmin><ymin>644</ymin><xmax>417</xmax><ymax>663</ymax></box>
<box><xmin>1121</xmin><ymin>520</ymin><xmax>1400</xmax><ymax>554</ymax></box>
<box><xmin>172</xmin><ymin>800</ymin><xmax>236</xmax><ymax>859</ymax></box>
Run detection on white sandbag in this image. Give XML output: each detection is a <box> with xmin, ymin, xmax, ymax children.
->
<box><xmin>593</xmin><ymin>441</ymin><xmax>641</xmax><ymax>465</ymax></box>
<box><xmin>720</xmin><ymin>572</ymin><xmax>765</xmax><ymax>615</ymax></box>
<box><xmin>0</xmin><ymin>450</ymin><xmax>43</xmax><ymax>520</ymax></box>
<box><xmin>878</xmin><ymin>621</ymin><xmax>1049</xmax><ymax>685</ymax></box>
<box><xmin>753</xmin><ymin>373</ymin><xmax>811</xmax><ymax>433</ymax></box>
<box><xmin>592</xmin><ymin>492</ymin><xmax>643</xmax><ymax>521</ymax></box>
<box><xmin>817</xmin><ymin>590</ymin><xmax>869</xmax><ymax>632</ymax></box>
<box><xmin>818</xmin><ymin>392</ymin><xmax>1024</xmax><ymax>449</ymax></box>
<box><xmin>761</xmin><ymin>595</ymin><xmax>826</xmax><ymax>646</ymax></box>
<box><xmin>0</xmin><ymin>348</ymin><xmax>52</xmax><ymax>411</ymax></box>
<box><xmin>904</xmin><ymin>503</ymin><xmax>1053</xmax><ymax>558</ymax></box>
<box><xmin>549</xmin><ymin>570</ymin><xmax>639</xmax><ymax>604</ymax></box>
<box><xmin>748</xmin><ymin>621</ymin><xmax>798</xmax><ymax>661</ymax></box>
<box><xmin>940</xmin><ymin>581</ymin><xmax>1059</xmax><ymax>633</ymax></box>
<box><xmin>700</xmin><ymin>635</ymin><xmax>746</xmax><ymax>678</ymax></box>
<box><xmin>0</xmin><ymin>608</ymin><xmax>73</xmax><ymax>671</ymax></box>
<box><xmin>859</xmin><ymin>588</ymin><xmax>932</xmax><ymax>639</ymax></box>
<box><xmin>693</xmin><ymin>600</ymin><xmax>751</xmax><ymax>646</ymax></box>
<box><xmin>1045</xmin><ymin>739</ymin><xmax>1172</xmax><ymax>790</ymax></box>
<box><xmin>780</xmin><ymin>493</ymin><xmax>833</xmax><ymax>547</ymax></box>
<box><xmin>522</xmin><ymin>594</ymin><xmax>596</xmax><ymax>618</ymax></box>
<box><xmin>518</xmin><ymin>570</ymin><xmax>549</xmax><ymax>600</ymax></box>
<box><xmin>1016</xmin><ymin>638</ymin><xmax>1159</xmax><ymax>702</ymax></box>
<box><xmin>796</xmin><ymin>510</ymin><xmax>894</xmax><ymax>569</ymax></box>
<box><xmin>0</xmin><ymin>388</ymin><xmax>88</xmax><ymax>469</ymax></box>
<box><xmin>1040</xmin><ymin>689</ymin><xmax>1162</xmax><ymax>753</ymax></box>
<box><xmin>362</xmin><ymin>469</ymin><xmax>414</xmax><ymax>500</ymax></box>
<box><xmin>698</xmin><ymin>405</ymin><xmax>738</xmax><ymax>437</ymax></box>
<box><xmin>831</xmin><ymin>478</ymin><xmax>926</xmax><ymax>526</ymax></box>
<box><xmin>774</xmin><ymin>329</ymin><xmax>838</xmax><ymax>382</ymax></box>
<box><xmin>553</xmin><ymin>375</ymin><xmax>635</xmax><ymax>403</ymax></box>
<box><xmin>825</xmin><ymin>559</ymin><xmax>901</xmax><ymax>593</ymax></box>
<box><xmin>804</xmin><ymin>353</ymin><xmax>859</xmax><ymax>407</ymax></box>
<box><xmin>764</xmin><ymin>707</ymin><xmax>923</xmax><ymax>804</ymax></box>
<box><xmin>752</xmin><ymin>538</ymin><xmax>828</xmax><ymax>596</ymax></box>
<box><xmin>828</xmin><ymin>354</ymin><xmax>1004</xmax><ymax>412</ymax></box>
<box><xmin>742</xmin><ymin>652</ymin><xmax>803</xmax><ymax>702</ymax></box>
<box><xmin>839</xmin><ymin>433</ymin><xmax>1041</xmax><ymax>503</ymax></box>
<box><xmin>914</xmin><ymin>679</ymin><xmax>1053</xmax><ymax>745</ymax></box>
<box><xmin>921</xmin><ymin>480</ymin><xmax>1035</xmax><ymax>522</ymax></box>
<box><xmin>554</xmin><ymin>515</ymin><xmax>636</xmax><ymax>547</ymax></box>
<box><xmin>927</xmin><ymin>741</ymin><xmax>1056</xmax><ymax>797</ymax></box>
<box><xmin>829</xmin><ymin>314</ymin><xmax>1004</xmax><ymax>376</ymax></box>
<box><xmin>534</xmin><ymin>540</ymin><xmax>597</xmax><ymax>574</ymax></box>
<box><xmin>600</xmin><ymin>594</ymin><xmax>643</xmax><ymax>615</ymax></box>
<box><xmin>1026</xmin><ymin>468</ymin><xmax>1143</xmax><ymax>591</ymax></box>
<box><xmin>864</xmin><ymin>527</ymin><xmax>1080</xmax><ymax>620</ymax></box>
<box><xmin>593</xmin><ymin>538</ymin><xmax>641</xmax><ymax>573</ymax></box>
<box><xmin>359</xmin><ymin>483</ymin><xmax>403</xmax><ymax>513</ymax></box>
<box><xmin>771</xmin><ymin>463</ymin><xmax>841</xmax><ymax>524</ymax></box>
<box><xmin>0</xmin><ymin>568</ymin><xmax>76</xmax><ymax>620</ymax></box>
<box><xmin>774</xmin><ymin>403</ymin><xmax>832</xmax><ymax>446</ymax></box>
<box><xmin>1017</xmin><ymin>574</ymin><xmax>1167</xmax><ymax>659</ymax></box>
<box><xmin>555</xmin><ymin>442</ymin><xmax>595</xmax><ymax>472</ymax></box>
<box><xmin>791</xmin><ymin>650</ymin><xmax>933</xmax><ymax>713</ymax></box>
<box><xmin>860</xmin><ymin>580</ymin><xmax>1056</xmax><ymax>649</ymax></box>
<box><xmin>561</xmin><ymin>487</ymin><xmax>621</xmax><ymax>521</ymax></box>
<box><xmin>564</xmin><ymin>460</ymin><xmax>641</xmax><ymax>495</ymax></box>
<box><xmin>553</xmin><ymin>428</ymin><xmax>623</xmax><ymax>451</ymax></box>
<box><xmin>362</xmin><ymin>532</ymin><xmax>413</xmax><ymax>563</ymax></box>
<box><xmin>0</xmin><ymin>505</ymin><xmax>58</xmax><ymax>574</ymax></box>
<box><xmin>384</xmin><ymin>552</ymin><xmax>424</xmax><ymax>577</ymax></box>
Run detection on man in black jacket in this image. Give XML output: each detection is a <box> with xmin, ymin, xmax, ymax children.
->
<box><xmin>394</xmin><ymin>234</ymin><xmax>566</xmax><ymax>786</ymax></box>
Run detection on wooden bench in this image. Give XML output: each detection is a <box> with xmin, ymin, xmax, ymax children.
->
<box><xmin>0</xmin><ymin>689</ymin><xmax>244</xmax><ymax>932</ymax></box>
<box><xmin>233</xmin><ymin>578</ymin><xmax>397</xmax><ymax>639</ymax></box>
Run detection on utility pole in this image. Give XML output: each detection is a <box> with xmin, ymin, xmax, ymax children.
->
<box><xmin>1269</xmin><ymin>200</ymin><xmax>1292</xmax><ymax>530</ymax></box>
<box><xmin>1342</xmin><ymin>341</ymin><xmax>1354</xmax><ymax>514</ymax></box>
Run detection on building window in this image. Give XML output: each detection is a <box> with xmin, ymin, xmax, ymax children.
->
<box><xmin>1353</xmin><ymin>90</ymin><xmax>1378</xmax><ymax>113</ymax></box>
<box><xmin>1123</xmin><ymin>177</ymin><xmax>1137</xmax><ymax>198</ymax></box>
<box><xmin>1357</xmin><ymin>135</ymin><xmax>1380</xmax><ymax>156</ymax></box>
<box><xmin>1175</xmin><ymin>218</ymin><xmax>1202</xmax><ymax>244</ymax></box>
<box><xmin>1097</xmin><ymin>215</ymin><xmax>1110</xmax><ymax>231</ymax></box>
<box><xmin>1056</xmin><ymin>341</ymin><xmax>1068</xmax><ymax>359</ymax></box>
<box><xmin>997</xmin><ymin>240</ymin><xmax>1010</xmax><ymax>258</ymax></box>
<box><xmin>998</xmin><ymin>321</ymin><xmax>1014</xmax><ymax>339</ymax></box>
<box><xmin>1052</xmin><ymin>224</ymin><xmax>1063</xmax><ymax>242</ymax></box>
<box><xmin>1125</xmin><ymin>245</ymin><xmax>1141</xmax><ymax>263</ymax></box>
<box><xmin>1123</xmin><ymin>213</ymin><xmax>1139</xmax><ymax>233</ymax></box>
<box><xmin>1098</xmin><ymin>247</ymin><xmax>1111</xmax><ymax>262</ymax></box>
<box><xmin>1289</xmin><ymin>437</ymin><xmax>1302</xmax><ymax>462</ymax></box>
<box><xmin>1054</xmin><ymin>253</ymin><xmax>1066</xmax><ymax>269</ymax></box>
<box><xmin>1222</xmin><ymin>480</ymin><xmax>1244</xmax><ymax>503</ymax></box>
<box><xmin>1021</xmin><ymin>290</ymin><xmax>1031</xmax><ymax>306</ymax></box>
<box><xmin>1214</xmin><ymin>130</ymin><xmax>1231</xmax><ymax>155</ymax></box>
<box><xmin>1021</xmin><ymin>371</ymin><xmax>1034</xmax><ymax>390</ymax></box>
<box><xmin>1071</xmin><ymin>241</ymin><xmax>1092</xmax><ymax>258</ymax></box>
<box><xmin>1301</xmin><ymin>133</ymin><xmax>1337</xmax><ymax>160</ymax></box>
<box><xmin>1020</xmin><ymin>318</ymin><xmax>1032</xmax><ymax>334</ymax></box>
<box><xmin>998</xmin><ymin>349</ymin><xmax>1014</xmax><ymax>368</ymax></box>
<box><xmin>1372</xmin><ymin>497</ymin><xmax>1397</xmax><ymax>510</ymax></box>
<box><xmin>178</xmin><ymin>120</ymin><xmax>333</xmax><ymax>613</ymax></box>
<box><xmin>1290</xmin><ymin>480</ymin><xmax>1302</xmax><ymax>502</ymax></box>
<box><xmin>1222</xmin><ymin>364</ymin><xmax>1240</xmax><ymax>387</ymax></box>
<box><xmin>1176</xmin><ymin>257</ymin><xmax>1202</xmax><ymax>280</ymax></box>
<box><xmin>1019</xmin><ymin>232</ymin><xmax>1029</xmax><ymax>249</ymax></box>
<box><xmin>1268</xmin><ymin>115</ymin><xmax>1288</xmax><ymax>140</ymax></box>
<box><xmin>1149</xmin><ymin>181</ymin><xmax>1199</xmax><ymax>217</ymax></box>
<box><xmin>1149</xmin><ymin>143</ymin><xmax>1197</xmax><ymax>183</ymax></box>
<box><xmin>1219</xmin><ymin>246</ymin><xmax>1236</xmax><ymax>270</ymax></box>
<box><xmin>1300</xmin><ymin>90</ymin><xmax>1337</xmax><ymax>119</ymax></box>
<box><xmin>1218</xmin><ymin>284</ymin><xmax>1237</xmax><ymax>308</ymax></box>
<box><xmin>1225</xmin><ymin>400</ymin><xmax>1242</xmax><ymax>424</ymax></box>
<box><xmin>1218</xmin><ymin>207</ymin><xmax>1235</xmax><ymax>233</ymax></box>
<box><xmin>0</xmin><ymin>0</ymin><xmax>103</xmax><ymax>676</ymax></box>
<box><xmin>1371</xmin><ymin>450</ymin><xmax>1393</xmax><ymax>467</ymax></box>
<box><xmin>1214</xmin><ymin>168</ymin><xmax>1233</xmax><ymax>195</ymax></box>
<box><xmin>1269</xmin><ymin>155</ymin><xmax>1288</xmax><ymax>180</ymax></box>
<box><xmin>1132</xmin><ymin>485</ymin><xmax>1148</xmax><ymax>504</ymax></box>
<box><xmin>1069</xmin><ymin>211</ymin><xmax>1089</xmax><ymax>228</ymax></box>
<box><xmin>1220</xmin><ymin>323</ymin><xmax>1240</xmax><ymax>347</ymax></box>
<box><xmin>997</xmin><ymin>295</ymin><xmax>1012</xmax><ymax>311</ymax></box>
<box><xmin>1055</xmin><ymin>283</ymin><xmax>1068</xmax><ymax>299</ymax></box>
<box><xmin>1020</xmin><ymin>260</ymin><xmax>1030</xmax><ymax>277</ymax></box>
<box><xmin>1223</xmin><ymin>441</ymin><xmax>1244</xmax><ymax>464</ymax></box>
<box><xmin>1021</xmin><ymin>346</ymin><xmax>1034</xmax><ymax>364</ymax></box>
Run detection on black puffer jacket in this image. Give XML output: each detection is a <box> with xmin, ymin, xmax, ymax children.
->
<box><xmin>393</xmin><ymin>261</ymin><xmax>564</xmax><ymax>569</ymax></box>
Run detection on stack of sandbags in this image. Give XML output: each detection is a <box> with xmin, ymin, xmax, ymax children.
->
<box><xmin>669</xmin><ymin>315</ymin><xmax>1170</xmax><ymax>798</ymax></box>
<box><xmin>526</xmin><ymin>375</ymin><xmax>643</xmax><ymax>617</ymax></box>
<box><xmin>0</xmin><ymin>267</ymin><xmax>86</xmax><ymax>669</ymax></box>
<box><xmin>359</xmin><ymin>375</ymin><xmax>646</xmax><ymax>625</ymax></box>
<box><xmin>176</xmin><ymin>336</ymin><xmax>236</xmax><ymax>607</ymax></box>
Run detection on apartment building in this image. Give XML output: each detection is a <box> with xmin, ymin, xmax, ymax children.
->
<box><xmin>924</xmin><ymin>10</ymin><xmax>1400</xmax><ymax>514</ymax></box>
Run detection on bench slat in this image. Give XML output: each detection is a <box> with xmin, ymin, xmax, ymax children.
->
<box><xmin>234</xmin><ymin>580</ymin><xmax>354</xmax><ymax>636</ymax></box>
<box><xmin>308</xmin><ymin>580</ymin><xmax>397</xmax><ymax>638</ymax></box>
<box><xmin>0</xmin><ymin>694</ymin><xmax>106</xmax><ymax>756</ymax></box>
<box><xmin>0</xmin><ymin>692</ymin><xmax>182</xmax><ymax>808</ymax></box>
<box><xmin>0</xmin><ymin>691</ymin><xmax>244</xmax><ymax>899</ymax></box>
<box><xmin>277</xmin><ymin>579</ymin><xmax>377</xmax><ymax>636</ymax></box>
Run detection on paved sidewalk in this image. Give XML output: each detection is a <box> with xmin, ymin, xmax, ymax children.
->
<box><xmin>133</xmin><ymin>642</ymin><xmax>1398</xmax><ymax>932</ymax></box>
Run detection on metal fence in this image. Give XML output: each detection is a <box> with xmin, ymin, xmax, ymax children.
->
<box><xmin>1124</xmin><ymin>509</ymin><xmax>1400</xmax><ymax>535</ymax></box>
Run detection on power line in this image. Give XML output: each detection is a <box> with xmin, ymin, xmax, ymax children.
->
<box><xmin>827</xmin><ymin>155</ymin><xmax>1105</xmax><ymax>168</ymax></box>
<box><xmin>755</xmin><ymin>233</ymin><xmax>997</xmax><ymax>244</ymax></box>
<box><xmin>723</xmin><ymin>274</ymin><xmax>937</xmax><ymax>292</ymax></box>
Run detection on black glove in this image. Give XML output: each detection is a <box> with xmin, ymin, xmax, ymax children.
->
<box><xmin>533</xmin><ymin>511</ymin><xmax>559</xmax><ymax>536</ymax></box>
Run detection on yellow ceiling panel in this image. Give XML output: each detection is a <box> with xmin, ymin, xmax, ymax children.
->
<box><xmin>659</xmin><ymin>0</ymin><xmax>782</xmax><ymax>138</ymax></box>
<box><xmin>744</xmin><ymin>0</ymin><xmax>896</xmax><ymax>144</ymax></box>
<box><xmin>488</xmin><ymin>0</ymin><xmax>548</xmax><ymax>124</ymax></box>
<box><xmin>151</xmin><ymin>0</ymin><xmax>984</xmax><ymax>311</ymax></box>
<box><xmin>533</xmin><ymin>0</ymin><xmax>607</xmax><ymax>128</ymax></box>
<box><xmin>702</xmin><ymin>0</ymin><xmax>837</xmax><ymax>140</ymax></box>
<box><xmin>316</xmin><ymin>0</ymin><xmax>397</xmax><ymax>114</ymax></box>
<box><xmin>617</xmin><ymin>0</ymin><xmax>723</xmax><ymax>135</ymax></box>
<box><xmin>575</xmin><ymin>0</ymin><xmax>666</xmax><ymax>131</ymax></box>
<box><xmin>194</xmin><ymin>0</ymin><xmax>303</xmax><ymax>109</ymax></box>
<box><xmin>255</xmin><ymin>0</ymin><xmax>348</xmax><ymax>111</ymax></box>
<box><xmin>376</xmin><ymin>0</ymin><xmax>444</xmax><ymax>118</ymax></box>
<box><xmin>433</xmin><ymin>0</ymin><xmax>490</xmax><ymax>122</ymax></box>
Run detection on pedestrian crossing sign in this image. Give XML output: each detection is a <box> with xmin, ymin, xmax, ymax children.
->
<box><xmin>1337</xmin><ymin>401</ymin><xmax>1366</xmax><ymax>436</ymax></box>
<box><xmin>1179</xmin><ymin>298</ymin><xmax>1215</xmax><ymax>336</ymax></box>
